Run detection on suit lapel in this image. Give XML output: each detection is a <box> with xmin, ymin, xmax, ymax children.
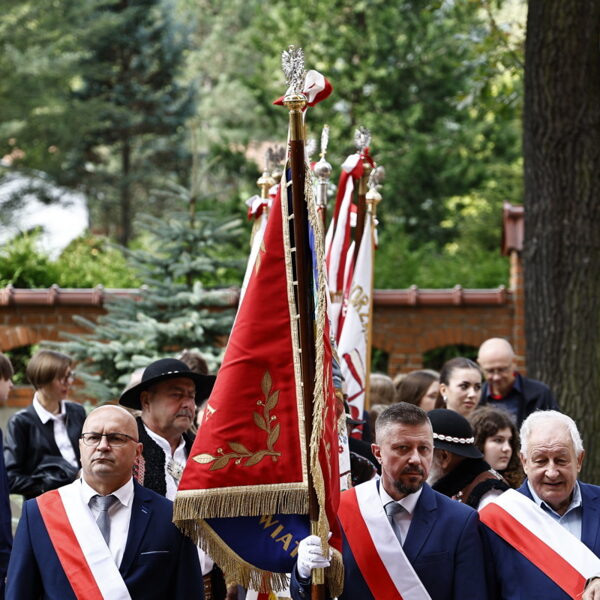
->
<box><xmin>119</xmin><ymin>482</ymin><xmax>152</xmax><ymax>576</ymax></box>
<box><xmin>580</xmin><ymin>483</ymin><xmax>600</xmax><ymax>551</ymax></box>
<box><xmin>403</xmin><ymin>483</ymin><xmax>437</xmax><ymax>561</ymax></box>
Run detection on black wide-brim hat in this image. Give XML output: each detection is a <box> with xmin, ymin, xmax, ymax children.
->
<box><xmin>119</xmin><ymin>358</ymin><xmax>216</xmax><ymax>410</ymax></box>
<box><xmin>427</xmin><ymin>408</ymin><xmax>483</xmax><ymax>459</ymax></box>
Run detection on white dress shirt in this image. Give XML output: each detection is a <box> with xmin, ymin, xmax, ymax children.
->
<box><xmin>33</xmin><ymin>393</ymin><xmax>78</xmax><ymax>468</ymax></box>
<box><xmin>379</xmin><ymin>482</ymin><xmax>423</xmax><ymax>545</ymax></box>
<box><xmin>80</xmin><ymin>477</ymin><xmax>135</xmax><ymax>567</ymax></box>
<box><xmin>142</xmin><ymin>424</ymin><xmax>187</xmax><ymax>502</ymax></box>
<box><xmin>142</xmin><ymin>424</ymin><xmax>214</xmax><ymax>574</ymax></box>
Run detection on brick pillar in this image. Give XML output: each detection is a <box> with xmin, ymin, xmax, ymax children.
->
<box><xmin>510</xmin><ymin>250</ymin><xmax>526</xmax><ymax>374</ymax></box>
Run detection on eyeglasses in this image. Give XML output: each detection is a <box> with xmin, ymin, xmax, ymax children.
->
<box><xmin>59</xmin><ymin>371</ymin><xmax>76</xmax><ymax>383</ymax></box>
<box><xmin>481</xmin><ymin>366</ymin><xmax>511</xmax><ymax>376</ymax></box>
<box><xmin>80</xmin><ymin>432</ymin><xmax>138</xmax><ymax>447</ymax></box>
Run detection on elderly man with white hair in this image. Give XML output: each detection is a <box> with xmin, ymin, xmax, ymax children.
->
<box><xmin>480</xmin><ymin>410</ymin><xmax>600</xmax><ymax>599</ymax></box>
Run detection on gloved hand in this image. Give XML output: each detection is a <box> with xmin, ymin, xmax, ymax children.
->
<box><xmin>296</xmin><ymin>535</ymin><xmax>331</xmax><ymax>580</ymax></box>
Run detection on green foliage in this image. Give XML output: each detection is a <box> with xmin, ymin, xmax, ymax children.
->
<box><xmin>0</xmin><ymin>230</ymin><xmax>139</xmax><ymax>289</ymax></box>
<box><xmin>0</xmin><ymin>230</ymin><xmax>59</xmax><ymax>288</ymax></box>
<box><xmin>54</xmin><ymin>183</ymin><xmax>245</xmax><ymax>403</ymax></box>
<box><xmin>375</xmin><ymin>221</ymin><xmax>508</xmax><ymax>289</ymax></box>
<box><xmin>55</xmin><ymin>235</ymin><xmax>140</xmax><ymax>288</ymax></box>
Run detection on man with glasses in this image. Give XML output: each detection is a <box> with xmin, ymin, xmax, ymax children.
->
<box><xmin>6</xmin><ymin>404</ymin><xmax>204</xmax><ymax>599</ymax></box>
<box><xmin>477</xmin><ymin>338</ymin><xmax>558</xmax><ymax>427</ymax></box>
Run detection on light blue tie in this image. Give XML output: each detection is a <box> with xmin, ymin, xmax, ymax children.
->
<box><xmin>384</xmin><ymin>501</ymin><xmax>405</xmax><ymax>544</ymax></box>
<box><xmin>93</xmin><ymin>494</ymin><xmax>118</xmax><ymax>545</ymax></box>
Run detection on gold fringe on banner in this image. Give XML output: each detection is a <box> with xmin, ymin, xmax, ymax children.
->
<box><xmin>177</xmin><ymin>518</ymin><xmax>291</xmax><ymax>593</ymax></box>
<box><xmin>326</xmin><ymin>548</ymin><xmax>345</xmax><ymax>599</ymax></box>
<box><xmin>173</xmin><ymin>484</ymin><xmax>308</xmax><ymax>522</ymax></box>
<box><xmin>305</xmin><ymin>166</ymin><xmax>334</xmax><ymax>548</ymax></box>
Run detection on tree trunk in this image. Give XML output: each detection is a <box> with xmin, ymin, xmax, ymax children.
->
<box><xmin>524</xmin><ymin>1</ymin><xmax>600</xmax><ymax>481</ymax></box>
<box><xmin>120</xmin><ymin>139</ymin><xmax>132</xmax><ymax>247</ymax></box>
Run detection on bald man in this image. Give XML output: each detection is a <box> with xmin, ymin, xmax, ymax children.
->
<box><xmin>477</xmin><ymin>338</ymin><xmax>558</xmax><ymax>427</ymax></box>
<box><xmin>6</xmin><ymin>405</ymin><xmax>204</xmax><ymax>600</ymax></box>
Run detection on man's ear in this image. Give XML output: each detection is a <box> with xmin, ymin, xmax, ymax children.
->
<box><xmin>438</xmin><ymin>449</ymin><xmax>452</xmax><ymax>470</ymax></box>
<box><xmin>371</xmin><ymin>443</ymin><xmax>382</xmax><ymax>463</ymax></box>
<box><xmin>140</xmin><ymin>390</ymin><xmax>150</xmax><ymax>411</ymax></box>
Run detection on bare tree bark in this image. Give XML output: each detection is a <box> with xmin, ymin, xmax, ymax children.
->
<box><xmin>524</xmin><ymin>1</ymin><xmax>600</xmax><ymax>480</ymax></box>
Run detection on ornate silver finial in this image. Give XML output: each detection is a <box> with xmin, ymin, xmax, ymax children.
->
<box><xmin>281</xmin><ymin>45</ymin><xmax>306</xmax><ymax>97</ymax></box>
<box><xmin>368</xmin><ymin>165</ymin><xmax>385</xmax><ymax>190</ymax></box>
<box><xmin>305</xmin><ymin>137</ymin><xmax>317</xmax><ymax>162</ymax></box>
<box><xmin>354</xmin><ymin>126</ymin><xmax>371</xmax><ymax>153</ymax></box>
<box><xmin>320</xmin><ymin>124</ymin><xmax>330</xmax><ymax>159</ymax></box>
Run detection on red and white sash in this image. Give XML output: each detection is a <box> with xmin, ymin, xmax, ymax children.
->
<box><xmin>37</xmin><ymin>481</ymin><xmax>132</xmax><ymax>600</ymax></box>
<box><xmin>338</xmin><ymin>479</ymin><xmax>431</xmax><ymax>600</ymax></box>
<box><xmin>480</xmin><ymin>488</ymin><xmax>600</xmax><ymax>598</ymax></box>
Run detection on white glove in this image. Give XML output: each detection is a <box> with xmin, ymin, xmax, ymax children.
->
<box><xmin>297</xmin><ymin>535</ymin><xmax>331</xmax><ymax>580</ymax></box>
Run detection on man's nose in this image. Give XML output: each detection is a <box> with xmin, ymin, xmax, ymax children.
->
<box><xmin>407</xmin><ymin>448</ymin><xmax>420</xmax><ymax>463</ymax></box>
<box><xmin>96</xmin><ymin>436</ymin><xmax>111</xmax><ymax>450</ymax></box>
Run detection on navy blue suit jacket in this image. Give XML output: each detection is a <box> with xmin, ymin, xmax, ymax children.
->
<box><xmin>482</xmin><ymin>480</ymin><xmax>600</xmax><ymax>599</ymax></box>
<box><xmin>291</xmin><ymin>482</ymin><xmax>488</xmax><ymax>600</ymax></box>
<box><xmin>5</xmin><ymin>480</ymin><xmax>204</xmax><ymax>600</ymax></box>
<box><xmin>0</xmin><ymin>430</ymin><xmax>12</xmax><ymax>600</ymax></box>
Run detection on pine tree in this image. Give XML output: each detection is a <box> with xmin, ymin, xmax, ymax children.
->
<box><xmin>55</xmin><ymin>177</ymin><xmax>244</xmax><ymax>403</ymax></box>
<box><xmin>70</xmin><ymin>0</ymin><xmax>197</xmax><ymax>246</ymax></box>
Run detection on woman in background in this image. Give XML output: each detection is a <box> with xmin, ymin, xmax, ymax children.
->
<box><xmin>469</xmin><ymin>405</ymin><xmax>524</xmax><ymax>488</ymax></box>
<box><xmin>438</xmin><ymin>357</ymin><xmax>482</xmax><ymax>418</ymax></box>
<box><xmin>395</xmin><ymin>369</ymin><xmax>440</xmax><ymax>411</ymax></box>
<box><xmin>4</xmin><ymin>350</ymin><xmax>85</xmax><ymax>499</ymax></box>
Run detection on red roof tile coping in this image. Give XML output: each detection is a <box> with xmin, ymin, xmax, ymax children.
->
<box><xmin>2</xmin><ymin>285</ymin><xmax>510</xmax><ymax>308</ymax></box>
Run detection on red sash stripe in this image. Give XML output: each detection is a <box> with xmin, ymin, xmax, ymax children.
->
<box><xmin>37</xmin><ymin>490</ymin><xmax>105</xmax><ymax>600</ymax></box>
<box><xmin>480</xmin><ymin>502</ymin><xmax>585</xmax><ymax>599</ymax></box>
<box><xmin>338</xmin><ymin>487</ymin><xmax>404</xmax><ymax>600</ymax></box>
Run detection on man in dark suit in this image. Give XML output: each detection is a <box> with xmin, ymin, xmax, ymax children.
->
<box><xmin>291</xmin><ymin>402</ymin><xmax>488</xmax><ymax>600</ymax></box>
<box><xmin>481</xmin><ymin>410</ymin><xmax>600</xmax><ymax>600</ymax></box>
<box><xmin>6</xmin><ymin>404</ymin><xmax>203</xmax><ymax>600</ymax></box>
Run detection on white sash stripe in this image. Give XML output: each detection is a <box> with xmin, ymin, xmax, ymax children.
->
<box><xmin>484</xmin><ymin>489</ymin><xmax>600</xmax><ymax>578</ymax></box>
<box><xmin>355</xmin><ymin>480</ymin><xmax>432</xmax><ymax>600</ymax></box>
<box><xmin>58</xmin><ymin>482</ymin><xmax>132</xmax><ymax>600</ymax></box>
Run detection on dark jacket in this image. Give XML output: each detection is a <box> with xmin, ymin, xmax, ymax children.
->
<box><xmin>6</xmin><ymin>480</ymin><xmax>204</xmax><ymax>600</ymax></box>
<box><xmin>4</xmin><ymin>402</ymin><xmax>85</xmax><ymax>499</ymax></box>
<box><xmin>432</xmin><ymin>457</ymin><xmax>509</xmax><ymax>509</ymax></box>
<box><xmin>480</xmin><ymin>373</ymin><xmax>558</xmax><ymax>427</ymax></box>
<box><xmin>482</xmin><ymin>480</ymin><xmax>600</xmax><ymax>599</ymax></box>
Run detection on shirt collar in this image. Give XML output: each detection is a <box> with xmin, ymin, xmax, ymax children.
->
<box><xmin>379</xmin><ymin>480</ymin><xmax>423</xmax><ymax>515</ymax></box>
<box><xmin>33</xmin><ymin>393</ymin><xmax>66</xmax><ymax>424</ymax></box>
<box><xmin>527</xmin><ymin>479</ymin><xmax>582</xmax><ymax>517</ymax></box>
<box><xmin>143</xmin><ymin>422</ymin><xmax>186</xmax><ymax>456</ymax></box>
<box><xmin>80</xmin><ymin>476</ymin><xmax>135</xmax><ymax>508</ymax></box>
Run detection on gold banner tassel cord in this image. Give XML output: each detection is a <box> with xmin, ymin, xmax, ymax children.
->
<box><xmin>363</xmin><ymin>166</ymin><xmax>384</xmax><ymax>411</ymax></box>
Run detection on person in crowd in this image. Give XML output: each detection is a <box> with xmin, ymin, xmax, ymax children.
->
<box><xmin>477</xmin><ymin>337</ymin><xmax>558</xmax><ymax>426</ymax></box>
<box><xmin>4</xmin><ymin>350</ymin><xmax>85</xmax><ymax>499</ymax></box>
<box><xmin>365</xmin><ymin>402</ymin><xmax>387</xmax><ymax>443</ymax></box>
<box><xmin>428</xmin><ymin>408</ymin><xmax>508</xmax><ymax>509</ymax></box>
<box><xmin>469</xmin><ymin>406</ymin><xmax>524</xmax><ymax>488</ymax></box>
<box><xmin>119</xmin><ymin>357</ymin><xmax>222</xmax><ymax>598</ymax></box>
<box><xmin>395</xmin><ymin>369</ymin><xmax>440</xmax><ymax>411</ymax></box>
<box><xmin>290</xmin><ymin>402</ymin><xmax>488</xmax><ymax>600</ymax></box>
<box><xmin>480</xmin><ymin>410</ymin><xmax>600</xmax><ymax>600</ymax></box>
<box><xmin>438</xmin><ymin>357</ymin><xmax>483</xmax><ymax>418</ymax></box>
<box><xmin>5</xmin><ymin>405</ymin><xmax>204</xmax><ymax>599</ymax></box>
<box><xmin>368</xmin><ymin>373</ymin><xmax>396</xmax><ymax>406</ymax></box>
<box><xmin>0</xmin><ymin>354</ymin><xmax>14</xmax><ymax>600</ymax></box>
